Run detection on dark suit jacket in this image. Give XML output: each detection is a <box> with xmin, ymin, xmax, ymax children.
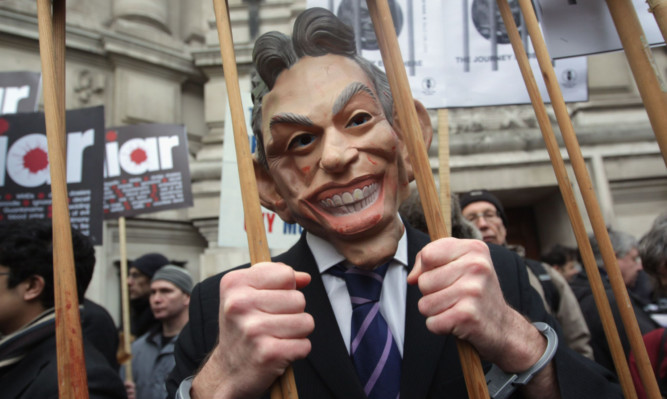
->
<box><xmin>167</xmin><ymin>226</ymin><xmax>621</xmax><ymax>398</ymax></box>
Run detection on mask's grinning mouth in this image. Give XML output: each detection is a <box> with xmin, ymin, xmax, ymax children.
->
<box><xmin>319</xmin><ymin>182</ymin><xmax>380</xmax><ymax>216</ymax></box>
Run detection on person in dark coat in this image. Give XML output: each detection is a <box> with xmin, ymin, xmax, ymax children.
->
<box><xmin>167</xmin><ymin>8</ymin><xmax>621</xmax><ymax>399</ymax></box>
<box><xmin>0</xmin><ymin>220</ymin><xmax>127</xmax><ymax>398</ymax></box>
<box><xmin>127</xmin><ymin>252</ymin><xmax>170</xmax><ymax>338</ymax></box>
<box><xmin>83</xmin><ymin>297</ymin><xmax>121</xmax><ymax>370</ymax></box>
<box><xmin>571</xmin><ymin>227</ymin><xmax>659</xmax><ymax>374</ymax></box>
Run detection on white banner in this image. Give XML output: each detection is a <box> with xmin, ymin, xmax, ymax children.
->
<box><xmin>306</xmin><ymin>0</ymin><xmax>588</xmax><ymax>108</ymax></box>
<box><xmin>536</xmin><ymin>0</ymin><xmax>665</xmax><ymax>59</ymax></box>
<box><xmin>217</xmin><ymin>93</ymin><xmax>304</xmax><ymax>250</ymax></box>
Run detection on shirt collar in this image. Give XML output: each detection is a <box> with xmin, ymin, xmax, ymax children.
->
<box><xmin>306</xmin><ymin>219</ymin><xmax>408</xmax><ymax>274</ymax></box>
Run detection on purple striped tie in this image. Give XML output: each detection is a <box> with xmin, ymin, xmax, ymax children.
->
<box><xmin>330</xmin><ymin>262</ymin><xmax>401</xmax><ymax>399</ymax></box>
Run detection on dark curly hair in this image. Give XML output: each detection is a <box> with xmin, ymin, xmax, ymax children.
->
<box><xmin>251</xmin><ymin>7</ymin><xmax>394</xmax><ymax>169</ymax></box>
<box><xmin>0</xmin><ymin>219</ymin><xmax>95</xmax><ymax>309</ymax></box>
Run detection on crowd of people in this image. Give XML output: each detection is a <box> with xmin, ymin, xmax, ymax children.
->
<box><xmin>1</xmin><ymin>7</ymin><xmax>666</xmax><ymax>399</ymax></box>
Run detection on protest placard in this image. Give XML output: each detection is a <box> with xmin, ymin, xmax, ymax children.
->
<box><xmin>0</xmin><ymin>71</ymin><xmax>41</xmax><ymax>115</ymax></box>
<box><xmin>306</xmin><ymin>0</ymin><xmax>588</xmax><ymax>107</ymax></box>
<box><xmin>536</xmin><ymin>0</ymin><xmax>665</xmax><ymax>59</ymax></box>
<box><xmin>0</xmin><ymin>106</ymin><xmax>105</xmax><ymax>243</ymax></box>
<box><xmin>103</xmin><ymin>124</ymin><xmax>193</xmax><ymax>218</ymax></box>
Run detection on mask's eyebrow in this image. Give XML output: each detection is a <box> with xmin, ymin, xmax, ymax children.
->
<box><xmin>332</xmin><ymin>81</ymin><xmax>378</xmax><ymax>116</ymax></box>
<box><xmin>269</xmin><ymin>113</ymin><xmax>314</xmax><ymax>130</ymax></box>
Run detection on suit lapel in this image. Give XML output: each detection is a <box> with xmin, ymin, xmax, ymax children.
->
<box><xmin>281</xmin><ymin>235</ymin><xmax>366</xmax><ymax>399</ymax></box>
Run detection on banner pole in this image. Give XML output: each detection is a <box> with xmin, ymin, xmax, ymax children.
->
<box><xmin>606</xmin><ymin>0</ymin><xmax>667</xmax><ymax>168</ymax></box>
<box><xmin>119</xmin><ymin>216</ymin><xmax>134</xmax><ymax>382</ymax></box>
<box><xmin>647</xmin><ymin>0</ymin><xmax>667</xmax><ymax>43</ymax></box>
<box><xmin>507</xmin><ymin>1</ymin><xmax>660</xmax><ymax>397</ymax></box>
<box><xmin>437</xmin><ymin>109</ymin><xmax>451</xmax><ymax>234</ymax></box>
<box><xmin>366</xmin><ymin>1</ymin><xmax>489</xmax><ymax>398</ymax></box>
<box><xmin>36</xmin><ymin>0</ymin><xmax>90</xmax><ymax>397</ymax></box>
<box><xmin>210</xmin><ymin>1</ymin><xmax>297</xmax><ymax>398</ymax></box>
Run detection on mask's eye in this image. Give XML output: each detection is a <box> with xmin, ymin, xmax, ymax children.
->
<box><xmin>288</xmin><ymin>133</ymin><xmax>317</xmax><ymax>150</ymax></box>
<box><xmin>346</xmin><ymin>112</ymin><xmax>371</xmax><ymax>128</ymax></box>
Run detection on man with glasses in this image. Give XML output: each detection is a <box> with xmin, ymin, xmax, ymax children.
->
<box><xmin>460</xmin><ymin>189</ymin><xmax>593</xmax><ymax>360</ymax></box>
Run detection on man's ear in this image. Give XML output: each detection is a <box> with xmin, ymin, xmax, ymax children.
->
<box><xmin>23</xmin><ymin>275</ymin><xmax>45</xmax><ymax>302</ymax></box>
<box><xmin>393</xmin><ymin>99</ymin><xmax>433</xmax><ymax>182</ymax></box>
<box><xmin>253</xmin><ymin>158</ymin><xmax>295</xmax><ymax>223</ymax></box>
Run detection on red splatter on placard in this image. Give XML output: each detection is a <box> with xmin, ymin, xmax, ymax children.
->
<box><xmin>130</xmin><ymin>148</ymin><xmax>147</xmax><ymax>165</ymax></box>
<box><xmin>23</xmin><ymin>147</ymin><xmax>49</xmax><ymax>173</ymax></box>
<box><xmin>0</xmin><ymin>119</ymin><xmax>9</xmax><ymax>135</ymax></box>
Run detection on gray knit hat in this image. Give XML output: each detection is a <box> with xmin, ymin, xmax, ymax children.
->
<box><xmin>152</xmin><ymin>265</ymin><xmax>193</xmax><ymax>295</ymax></box>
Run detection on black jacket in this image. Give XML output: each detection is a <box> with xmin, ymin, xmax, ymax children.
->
<box><xmin>0</xmin><ymin>332</ymin><xmax>127</xmax><ymax>399</ymax></box>
<box><xmin>167</xmin><ymin>226</ymin><xmax>621</xmax><ymax>398</ymax></box>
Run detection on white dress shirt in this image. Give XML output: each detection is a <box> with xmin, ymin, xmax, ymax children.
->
<box><xmin>306</xmin><ymin>227</ymin><xmax>408</xmax><ymax>356</ymax></box>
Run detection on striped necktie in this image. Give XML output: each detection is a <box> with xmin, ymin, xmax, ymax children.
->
<box><xmin>330</xmin><ymin>262</ymin><xmax>401</xmax><ymax>399</ymax></box>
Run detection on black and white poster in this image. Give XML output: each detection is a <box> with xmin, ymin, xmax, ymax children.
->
<box><xmin>0</xmin><ymin>71</ymin><xmax>41</xmax><ymax>115</ymax></box>
<box><xmin>306</xmin><ymin>0</ymin><xmax>588</xmax><ymax>108</ymax></box>
<box><xmin>536</xmin><ymin>0</ymin><xmax>665</xmax><ymax>59</ymax></box>
<box><xmin>0</xmin><ymin>106</ymin><xmax>105</xmax><ymax>244</ymax></box>
<box><xmin>103</xmin><ymin>124</ymin><xmax>193</xmax><ymax>219</ymax></box>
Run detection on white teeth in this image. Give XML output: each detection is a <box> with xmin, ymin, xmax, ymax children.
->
<box><xmin>319</xmin><ymin>182</ymin><xmax>380</xmax><ymax>216</ymax></box>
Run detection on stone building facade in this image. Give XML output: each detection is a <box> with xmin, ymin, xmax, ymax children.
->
<box><xmin>0</xmin><ymin>0</ymin><xmax>665</xmax><ymax>322</ymax></box>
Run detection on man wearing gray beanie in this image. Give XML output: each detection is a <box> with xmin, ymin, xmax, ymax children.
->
<box><xmin>122</xmin><ymin>265</ymin><xmax>193</xmax><ymax>399</ymax></box>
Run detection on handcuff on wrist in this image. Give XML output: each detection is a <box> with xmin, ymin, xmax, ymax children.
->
<box><xmin>486</xmin><ymin>322</ymin><xmax>558</xmax><ymax>399</ymax></box>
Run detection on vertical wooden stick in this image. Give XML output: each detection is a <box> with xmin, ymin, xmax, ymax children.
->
<box><xmin>36</xmin><ymin>0</ymin><xmax>90</xmax><ymax>398</ymax></box>
<box><xmin>606</xmin><ymin>0</ymin><xmax>667</xmax><ymax>168</ymax></box>
<box><xmin>647</xmin><ymin>0</ymin><xmax>667</xmax><ymax>44</ymax></box>
<box><xmin>210</xmin><ymin>1</ymin><xmax>296</xmax><ymax>398</ymax></box>
<box><xmin>119</xmin><ymin>216</ymin><xmax>133</xmax><ymax>382</ymax></box>
<box><xmin>437</xmin><ymin>109</ymin><xmax>451</xmax><ymax>234</ymax></box>
<box><xmin>497</xmin><ymin>2</ymin><xmax>638</xmax><ymax>397</ymax></box>
<box><xmin>366</xmin><ymin>1</ymin><xmax>489</xmax><ymax>398</ymax></box>
<box><xmin>506</xmin><ymin>0</ymin><xmax>660</xmax><ymax>397</ymax></box>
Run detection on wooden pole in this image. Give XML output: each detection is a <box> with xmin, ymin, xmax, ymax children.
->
<box><xmin>437</xmin><ymin>109</ymin><xmax>452</xmax><ymax>233</ymax></box>
<box><xmin>496</xmin><ymin>2</ymin><xmax>638</xmax><ymax>397</ymax></box>
<box><xmin>36</xmin><ymin>0</ymin><xmax>90</xmax><ymax>398</ymax></box>
<box><xmin>508</xmin><ymin>1</ymin><xmax>661</xmax><ymax>397</ymax></box>
<box><xmin>210</xmin><ymin>1</ymin><xmax>297</xmax><ymax>398</ymax></box>
<box><xmin>606</xmin><ymin>0</ymin><xmax>667</xmax><ymax>168</ymax></box>
<box><xmin>516</xmin><ymin>1</ymin><xmax>661</xmax><ymax>396</ymax></box>
<box><xmin>647</xmin><ymin>0</ymin><xmax>667</xmax><ymax>44</ymax></box>
<box><xmin>119</xmin><ymin>216</ymin><xmax>133</xmax><ymax>382</ymax></box>
<box><xmin>366</xmin><ymin>1</ymin><xmax>489</xmax><ymax>398</ymax></box>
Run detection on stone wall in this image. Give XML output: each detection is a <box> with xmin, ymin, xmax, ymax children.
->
<box><xmin>0</xmin><ymin>0</ymin><xmax>665</xmax><ymax>321</ymax></box>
